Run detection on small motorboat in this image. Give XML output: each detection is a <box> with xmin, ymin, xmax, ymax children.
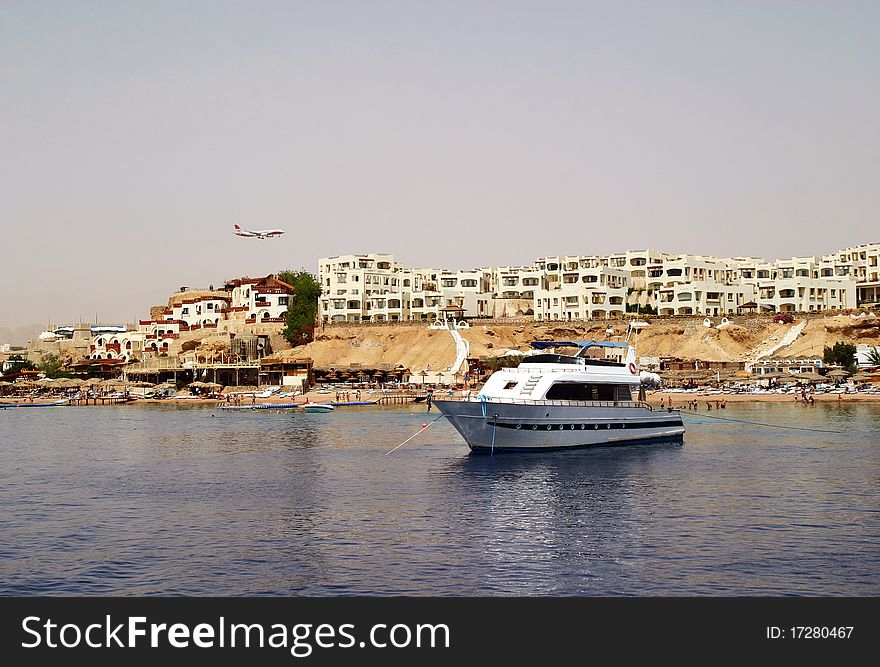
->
<box><xmin>302</xmin><ymin>402</ymin><xmax>335</xmax><ymax>413</ymax></box>
<box><xmin>0</xmin><ymin>399</ymin><xmax>70</xmax><ymax>408</ymax></box>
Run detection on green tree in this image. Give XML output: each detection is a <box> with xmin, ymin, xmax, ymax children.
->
<box><xmin>483</xmin><ymin>354</ymin><xmax>523</xmax><ymax>372</ymax></box>
<box><xmin>867</xmin><ymin>346</ymin><xmax>880</xmax><ymax>366</ymax></box>
<box><xmin>278</xmin><ymin>270</ymin><xmax>323</xmax><ymax>346</ymax></box>
<box><xmin>2</xmin><ymin>355</ymin><xmax>35</xmax><ymax>377</ymax></box>
<box><xmin>36</xmin><ymin>353</ymin><xmax>71</xmax><ymax>378</ymax></box>
<box><xmin>627</xmin><ymin>303</ymin><xmax>656</xmax><ymax>315</ymax></box>
<box><xmin>823</xmin><ymin>342</ymin><xmax>858</xmax><ymax>372</ymax></box>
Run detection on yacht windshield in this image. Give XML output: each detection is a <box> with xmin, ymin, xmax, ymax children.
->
<box><xmin>545</xmin><ymin>382</ymin><xmax>633</xmax><ymax>401</ymax></box>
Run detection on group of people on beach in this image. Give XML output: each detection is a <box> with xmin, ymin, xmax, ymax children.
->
<box><xmin>335</xmin><ymin>390</ymin><xmax>361</xmax><ymax>402</ymax></box>
<box><xmin>224</xmin><ymin>393</ymin><xmax>256</xmax><ymax>406</ymax></box>
<box><xmin>659</xmin><ymin>397</ymin><xmax>727</xmax><ymax>411</ymax></box>
<box><xmin>798</xmin><ymin>385</ymin><xmax>816</xmax><ymax>404</ymax></box>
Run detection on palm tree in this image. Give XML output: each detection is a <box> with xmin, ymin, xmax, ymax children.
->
<box><xmin>867</xmin><ymin>346</ymin><xmax>880</xmax><ymax>366</ymax></box>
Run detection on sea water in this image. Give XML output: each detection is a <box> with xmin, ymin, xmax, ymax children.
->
<box><xmin>1</xmin><ymin>402</ymin><xmax>878</xmax><ymax>595</ymax></box>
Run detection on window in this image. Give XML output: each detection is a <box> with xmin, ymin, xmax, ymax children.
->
<box><xmin>503</xmin><ymin>381</ymin><xmax>518</xmax><ymax>390</ymax></box>
<box><xmin>278</xmin><ymin>296</ymin><xmax>289</xmax><ymax>306</ymax></box>
<box><xmin>545</xmin><ymin>383</ymin><xmax>632</xmax><ymax>401</ymax></box>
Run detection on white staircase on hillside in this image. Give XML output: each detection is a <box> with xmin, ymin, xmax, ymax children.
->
<box><xmin>447</xmin><ymin>321</ymin><xmax>470</xmax><ymax>375</ymax></box>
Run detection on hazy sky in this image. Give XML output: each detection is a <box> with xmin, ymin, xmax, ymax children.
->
<box><xmin>2</xmin><ymin>0</ymin><xmax>878</xmax><ymax>334</ymax></box>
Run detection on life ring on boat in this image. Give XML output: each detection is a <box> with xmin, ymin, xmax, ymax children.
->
<box><xmin>628</xmin><ymin>362</ymin><xmax>638</xmax><ymax>375</ymax></box>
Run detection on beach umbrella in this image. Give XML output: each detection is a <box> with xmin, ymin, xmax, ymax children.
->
<box><xmin>85</xmin><ymin>377</ymin><xmax>104</xmax><ymax>386</ymax></box>
<box><xmin>826</xmin><ymin>369</ymin><xmax>851</xmax><ymax>378</ymax></box>
<box><xmin>189</xmin><ymin>381</ymin><xmax>221</xmax><ymax>389</ymax></box>
<box><xmin>756</xmin><ymin>371</ymin><xmax>788</xmax><ymax>380</ymax></box>
<box><xmin>792</xmin><ymin>371</ymin><xmax>825</xmax><ymax>382</ymax></box>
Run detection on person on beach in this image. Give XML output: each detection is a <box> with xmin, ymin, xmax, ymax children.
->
<box><xmin>426</xmin><ymin>390</ymin><xmax>433</xmax><ymax>412</ymax></box>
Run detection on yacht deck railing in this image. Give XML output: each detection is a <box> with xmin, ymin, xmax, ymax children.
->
<box><xmin>437</xmin><ymin>396</ymin><xmax>654</xmax><ymax>411</ymax></box>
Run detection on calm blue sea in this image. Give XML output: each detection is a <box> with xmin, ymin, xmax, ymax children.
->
<box><xmin>1</xmin><ymin>402</ymin><xmax>878</xmax><ymax>595</ymax></box>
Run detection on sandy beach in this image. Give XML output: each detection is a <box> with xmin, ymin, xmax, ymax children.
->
<box><xmin>4</xmin><ymin>388</ymin><xmax>880</xmax><ymax>407</ymax></box>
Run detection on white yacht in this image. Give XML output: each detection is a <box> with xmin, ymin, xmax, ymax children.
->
<box><xmin>434</xmin><ymin>327</ymin><xmax>684</xmax><ymax>452</ymax></box>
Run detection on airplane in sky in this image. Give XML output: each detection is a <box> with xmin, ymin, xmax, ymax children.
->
<box><xmin>233</xmin><ymin>224</ymin><xmax>285</xmax><ymax>239</ymax></box>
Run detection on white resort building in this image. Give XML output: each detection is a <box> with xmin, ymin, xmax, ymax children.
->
<box><xmin>87</xmin><ymin>275</ymin><xmax>295</xmax><ymax>361</ymax></box>
<box><xmin>318</xmin><ymin>244</ymin><xmax>873</xmax><ymax>324</ymax></box>
<box><xmin>318</xmin><ymin>254</ymin><xmax>493</xmax><ymax>323</ymax></box>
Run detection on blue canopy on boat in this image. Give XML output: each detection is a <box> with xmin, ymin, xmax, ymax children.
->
<box><xmin>530</xmin><ymin>340</ymin><xmax>629</xmax><ymax>350</ymax></box>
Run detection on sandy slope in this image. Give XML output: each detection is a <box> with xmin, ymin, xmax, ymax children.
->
<box><xmin>254</xmin><ymin>316</ymin><xmax>879</xmax><ymax>370</ymax></box>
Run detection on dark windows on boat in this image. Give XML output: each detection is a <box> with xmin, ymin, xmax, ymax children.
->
<box><xmin>545</xmin><ymin>382</ymin><xmax>633</xmax><ymax>401</ymax></box>
<box><xmin>503</xmin><ymin>381</ymin><xmax>518</xmax><ymax>390</ymax></box>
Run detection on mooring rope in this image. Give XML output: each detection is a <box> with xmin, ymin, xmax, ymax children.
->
<box><xmin>682</xmin><ymin>410</ymin><xmax>845</xmax><ymax>434</ymax></box>
<box><xmin>385</xmin><ymin>413</ymin><xmax>446</xmax><ymax>455</ymax></box>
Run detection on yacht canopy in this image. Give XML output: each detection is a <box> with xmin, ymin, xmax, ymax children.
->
<box><xmin>530</xmin><ymin>340</ymin><xmax>629</xmax><ymax>350</ymax></box>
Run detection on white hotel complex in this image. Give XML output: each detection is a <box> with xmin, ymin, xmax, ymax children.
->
<box><xmin>19</xmin><ymin>243</ymin><xmax>880</xmax><ymax>365</ymax></box>
<box><xmin>318</xmin><ymin>243</ymin><xmax>879</xmax><ymax>323</ymax></box>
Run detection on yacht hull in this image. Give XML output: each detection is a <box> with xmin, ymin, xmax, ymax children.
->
<box><xmin>434</xmin><ymin>399</ymin><xmax>684</xmax><ymax>452</ymax></box>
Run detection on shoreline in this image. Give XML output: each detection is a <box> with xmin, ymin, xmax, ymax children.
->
<box><xmin>3</xmin><ymin>388</ymin><xmax>880</xmax><ymax>407</ymax></box>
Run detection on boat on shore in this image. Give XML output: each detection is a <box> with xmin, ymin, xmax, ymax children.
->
<box><xmin>219</xmin><ymin>402</ymin><xmax>301</xmax><ymax>410</ymax></box>
<box><xmin>302</xmin><ymin>402</ymin><xmax>335</xmax><ymax>413</ymax></box>
<box><xmin>434</xmin><ymin>325</ymin><xmax>684</xmax><ymax>452</ymax></box>
<box><xmin>0</xmin><ymin>398</ymin><xmax>70</xmax><ymax>408</ymax></box>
